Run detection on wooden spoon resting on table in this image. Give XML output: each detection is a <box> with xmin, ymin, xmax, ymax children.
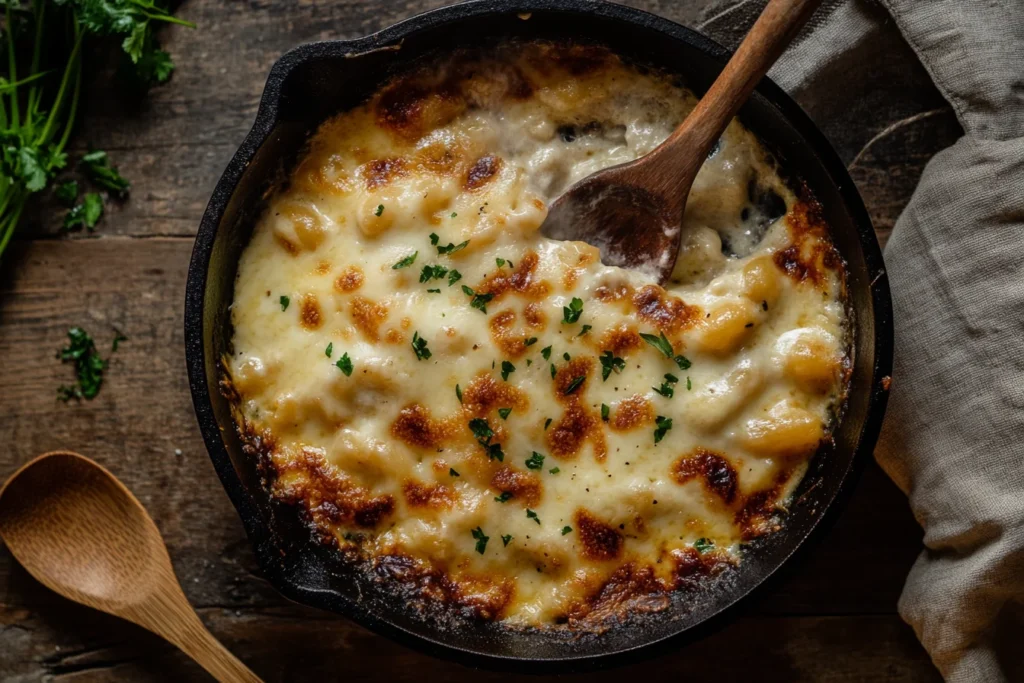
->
<box><xmin>0</xmin><ymin>451</ymin><xmax>262</xmax><ymax>683</ymax></box>
<box><xmin>541</xmin><ymin>0</ymin><xmax>823</xmax><ymax>284</ymax></box>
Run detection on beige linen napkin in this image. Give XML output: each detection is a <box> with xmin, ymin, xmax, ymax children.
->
<box><xmin>700</xmin><ymin>1</ymin><xmax>1024</xmax><ymax>679</ymax></box>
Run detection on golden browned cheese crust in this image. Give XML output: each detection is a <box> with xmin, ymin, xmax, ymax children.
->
<box><xmin>226</xmin><ymin>42</ymin><xmax>849</xmax><ymax>628</ymax></box>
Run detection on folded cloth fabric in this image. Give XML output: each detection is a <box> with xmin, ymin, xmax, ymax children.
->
<box><xmin>700</xmin><ymin>1</ymin><xmax>1024</xmax><ymax>680</ymax></box>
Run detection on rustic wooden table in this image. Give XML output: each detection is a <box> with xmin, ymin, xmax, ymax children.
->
<box><xmin>0</xmin><ymin>1</ymin><xmax>960</xmax><ymax>680</ymax></box>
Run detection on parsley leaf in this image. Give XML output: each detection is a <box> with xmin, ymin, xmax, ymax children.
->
<box><xmin>63</xmin><ymin>193</ymin><xmax>104</xmax><ymax>231</ymax></box>
<box><xmin>450</xmin><ymin>468</ymin><xmax>460</xmax><ymax>477</ymax></box>
<box><xmin>524</xmin><ymin>337</ymin><xmax>538</xmax><ymax>347</ymax></box>
<box><xmin>56</xmin><ymin>327</ymin><xmax>107</xmax><ymax>401</ymax></box>
<box><xmin>456</xmin><ymin>384</ymin><xmax>463</xmax><ymax>403</ymax></box>
<box><xmin>81</xmin><ymin>150</ymin><xmax>129</xmax><ymax>197</ymax></box>
<box><xmin>498</xmin><ymin>407</ymin><xmax>512</xmax><ymax>420</ymax></box>
<box><xmin>541</xmin><ymin>346</ymin><xmax>552</xmax><ymax>360</ymax></box>
<box><xmin>500</xmin><ymin>360</ymin><xmax>515</xmax><ymax>381</ymax></box>
<box><xmin>411</xmin><ymin>331</ymin><xmax>431</xmax><ymax>360</ymax></box>
<box><xmin>563</xmin><ymin>375</ymin><xmax>585</xmax><ymax>395</ymax></box>
<box><xmin>561</xmin><ymin>526</ymin><xmax>573</xmax><ymax>536</ymax></box>
<box><xmin>544</xmin><ymin>418</ymin><xmax>553</xmax><ymax>430</ymax></box>
<box><xmin>496</xmin><ymin>257</ymin><xmax>505</xmax><ymax>268</ymax></box>
<box><xmin>526</xmin><ymin>509</ymin><xmax>541</xmax><ymax>525</ymax></box>
<box><xmin>430</xmin><ymin>233</ymin><xmax>440</xmax><ymax>245</ymax></box>
<box><xmin>549</xmin><ymin>467</ymin><xmax>560</xmax><ymax>474</ymax></box>
<box><xmin>325</xmin><ymin>342</ymin><xmax>333</xmax><ymax>358</ymax></box>
<box><xmin>279</xmin><ymin>295</ymin><xmax>290</xmax><ymax>311</ymax></box>
<box><xmin>419</xmin><ymin>264</ymin><xmax>448</xmax><ymax>282</ymax></box>
<box><xmin>599</xmin><ymin>350</ymin><xmax>626</xmax><ymax>381</ymax></box>
<box><xmin>654</xmin><ymin>415</ymin><xmax>673</xmax><ymax>444</ymax></box>
<box><xmin>578</xmin><ymin>324</ymin><xmax>592</xmax><ymax>337</ymax></box>
<box><xmin>426</xmin><ymin>288</ymin><xmax>440</xmax><ymax>293</ymax></box>
<box><xmin>448</xmin><ymin>269</ymin><xmax>462</xmax><ymax>286</ymax></box>
<box><xmin>601</xmin><ymin>403</ymin><xmax>610</xmax><ymax>421</ymax></box>
<box><xmin>687</xmin><ymin>376</ymin><xmax>692</xmax><ymax>390</ymax></box>
<box><xmin>640</xmin><ymin>331</ymin><xmax>674</xmax><ymax>358</ymax></box>
<box><xmin>437</xmin><ymin>239</ymin><xmax>469</xmax><ymax>255</ymax></box>
<box><xmin>471</xmin><ymin>527</ymin><xmax>489</xmax><ymax>554</ymax></box>
<box><xmin>494</xmin><ymin>491</ymin><xmax>513</xmax><ymax>503</ymax></box>
<box><xmin>550</xmin><ymin>364</ymin><xmax>557</xmax><ymax>379</ymax></box>
<box><xmin>653</xmin><ymin>373</ymin><xmax>679</xmax><ymax>398</ymax></box>
<box><xmin>502</xmin><ymin>534</ymin><xmax>513</xmax><ymax>547</ymax></box>
<box><xmin>461</xmin><ymin>285</ymin><xmax>493</xmax><ymax>313</ymax></box>
<box><xmin>525</xmin><ymin>452</ymin><xmax>545</xmax><ymax>470</ymax></box>
<box><xmin>375</xmin><ymin>204</ymin><xmax>384</xmax><ymax>216</ymax></box>
<box><xmin>694</xmin><ymin>538</ymin><xmax>715</xmax><ymax>553</ymax></box>
<box><xmin>55</xmin><ymin>180</ymin><xmax>78</xmax><ymax>206</ymax></box>
<box><xmin>469</xmin><ymin>418</ymin><xmax>493</xmax><ymax>441</ymax></box>
<box><xmin>562</xmin><ymin>297</ymin><xmax>583</xmax><ymax>324</ymax></box>
<box><xmin>674</xmin><ymin>355</ymin><xmax>692</xmax><ymax>371</ymax></box>
<box><xmin>335</xmin><ymin>353</ymin><xmax>353</xmax><ymax>376</ymax></box>
<box><xmin>392</xmin><ymin>251</ymin><xmax>417</xmax><ymax>269</ymax></box>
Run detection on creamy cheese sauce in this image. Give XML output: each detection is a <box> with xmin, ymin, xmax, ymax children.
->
<box><xmin>228</xmin><ymin>42</ymin><xmax>848</xmax><ymax>626</ymax></box>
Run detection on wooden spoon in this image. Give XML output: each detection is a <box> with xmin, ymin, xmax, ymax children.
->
<box><xmin>540</xmin><ymin>0</ymin><xmax>823</xmax><ymax>284</ymax></box>
<box><xmin>0</xmin><ymin>451</ymin><xmax>262</xmax><ymax>683</ymax></box>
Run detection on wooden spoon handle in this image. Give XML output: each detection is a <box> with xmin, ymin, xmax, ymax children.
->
<box><xmin>651</xmin><ymin>0</ymin><xmax>823</xmax><ymax>183</ymax></box>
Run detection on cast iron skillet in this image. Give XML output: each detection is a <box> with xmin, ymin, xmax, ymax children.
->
<box><xmin>185</xmin><ymin>0</ymin><xmax>893</xmax><ymax>673</ymax></box>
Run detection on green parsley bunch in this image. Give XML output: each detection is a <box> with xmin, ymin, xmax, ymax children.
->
<box><xmin>0</xmin><ymin>0</ymin><xmax>194</xmax><ymax>261</ymax></box>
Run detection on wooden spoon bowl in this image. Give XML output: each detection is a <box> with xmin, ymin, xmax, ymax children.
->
<box><xmin>0</xmin><ymin>451</ymin><xmax>261</xmax><ymax>683</ymax></box>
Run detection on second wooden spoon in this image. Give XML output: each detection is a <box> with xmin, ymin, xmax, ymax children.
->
<box><xmin>540</xmin><ymin>0</ymin><xmax>823</xmax><ymax>283</ymax></box>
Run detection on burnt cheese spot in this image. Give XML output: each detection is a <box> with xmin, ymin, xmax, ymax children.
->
<box><xmin>477</xmin><ymin>251</ymin><xmax>549</xmax><ymax>302</ymax></box>
<box><xmin>462</xmin><ymin>372</ymin><xmax>529</xmax><ymax>417</ymax></box>
<box><xmin>548</xmin><ymin>357</ymin><xmax>606</xmax><ymax>460</ymax></box>
<box><xmin>315</xmin><ymin>261</ymin><xmax>332</xmax><ymax>275</ymax></box>
<box><xmin>364</xmin><ymin>157</ymin><xmax>408</xmax><ymax>189</ymax></box>
<box><xmin>523</xmin><ymin>302</ymin><xmax>547</xmax><ymax>328</ymax></box>
<box><xmin>632</xmin><ymin>285</ymin><xmax>700</xmax><ymax>334</ymax></box>
<box><xmin>671</xmin><ymin>448</ymin><xmax>739</xmax><ymax>504</ymax></box>
<box><xmin>299</xmin><ymin>294</ymin><xmax>323</xmax><ymax>330</ymax></box>
<box><xmin>465</xmin><ymin>154</ymin><xmax>503</xmax><ymax>191</ymax></box>
<box><xmin>373</xmin><ymin>553</ymin><xmax>513</xmax><ymax>621</ymax></box>
<box><xmin>489</xmin><ymin>309</ymin><xmax>531</xmax><ymax>358</ymax></box>
<box><xmin>275</xmin><ymin>449</ymin><xmax>394</xmax><ymax>529</ymax></box>
<box><xmin>563</xmin><ymin>563</ymin><xmax>668</xmax><ymax>626</ymax></box>
<box><xmin>391</xmin><ymin>404</ymin><xmax>460</xmax><ymax>450</ymax></box>
<box><xmin>491</xmin><ymin>465</ymin><xmax>541</xmax><ymax>506</ymax></box>
<box><xmin>375</xmin><ymin>78</ymin><xmax>465</xmax><ymax>139</ymax></box>
<box><xmin>609</xmin><ymin>394</ymin><xmax>654</xmax><ymax>431</ymax></box>
<box><xmin>402</xmin><ymin>481</ymin><xmax>457</xmax><ymax>509</ymax></box>
<box><xmin>335</xmin><ymin>266</ymin><xmax>364</xmax><ymax>293</ymax></box>
<box><xmin>574</xmin><ymin>509</ymin><xmax>623</xmax><ymax>561</ymax></box>
<box><xmin>734</xmin><ymin>470</ymin><xmax>792</xmax><ymax>540</ymax></box>
<box><xmin>773</xmin><ymin>196</ymin><xmax>843</xmax><ymax>289</ymax></box>
<box><xmin>595</xmin><ymin>282</ymin><xmax>633</xmax><ymax>304</ymax></box>
<box><xmin>598</xmin><ymin>324</ymin><xmax>642</xmax><ymax>356</ymax></box>
<box><xmin>671</xmin><ymin>547</ymin><xmax>733</xmax><ymax>590</ymax></box>
<box><xmin>384</xmin><ymin>329</ymin><xmax>405</xmax><ymax>345</ymax></box>
<box><xmin>350</xmin><ymin>295</ymin><xmax>388</xmax><ymax>342</ymax></box>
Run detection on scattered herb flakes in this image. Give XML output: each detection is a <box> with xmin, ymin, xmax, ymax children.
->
<box><xmin>550</xmin><ymin>364</ymin><xmax>557</xmax><ymax>379</ymax></box>
<box><xmin>500</xmin><ymin>360</ymin><xmax>516</xmax><ymax>381</ymax></box>
<box><xmin>430</xmin><ymin>232</ymin><xmax>440</xmax><ymax>245</ymax></box>
<box><xmin>654</xmin><ymin>415</ymin><xmax>673</xmax><ymax>444</ymax></box>
<box><xmin>437</xmin><ymin>239</ymin><xmax>470</xmax><ymax>255</ymax></box>
<box><xmin>419</xmin><ymin>264</ymin><xmax>448</xmax><ymax>282</ymax></box>
<box><xmin>81</xmin><ymin>150</ymin><xmax>129</xmax><ymax>196</ymax></box>
<box><xmin>694</xmin><ymin>538</ymin><xmax>714</xmax><ymax>553</ymax></box>
<box><xmin>653</xmin><ymin>373</ymin><xmax>679</xmax><ymax>398</ymax></box>
<box><xmin>526</xmin><ymin>509</ymin><xmax>541</xmax><ymax>525</ymax></box>
<box><xmin>496</xmin><ymin>257</ymin><xmax>506</xmax><ymax>268</ymax></box>
<box><xmin>279</xmin><ymin>295</ymin><xmax>290</xmax><ymax>311</ymax></box>
<box><xmin>461</xmin><ymin>285</ymin><xmax>493</xmax><ymax>313</ymax></box>
<box><xmin>55</xmin><ymin>180</ymin><xmax>78</xmax><ymax>206</ymax></box>
<box><xmin>486</xmin><ymin>443</ymin><xmax>505</xmax><ymax>461</ymax></box>
<box><xmin>375</xmin><ymin>204</ymin><xmax>384</xmax><ymax>217</ymax></box>
<box><xmin>601</xmin><ymin>403</ymin><xmax>610</xmax><ymax>421</ymax></box>
<box><xmin>411</xmin><ymin>331</ymin><xmax>432</xmax><ymax>360</ymax></box>
<box><xmin>111</xmin><ymin>330</ymin><xmax>128</xmax><ymax>352</ymax></box>
<box><xmin>544</xmin><ymin>418</ymin><xmax>553</xmax><ymax>430</ymax></box>
<box><xmin>525</xmin><ymin>452</ymin><xmax>545</xmax><ymax>470</ymax></box>
<box><xmin>563</xmin><ymin>375</ymin><xmax>585</xmax><ymax>395</ymax></box>
<box><xmin>469</xmin><ymin>418</ymin><xmax>503</xmax><ymax>461</ymax></box>
<box><xmin>426</xmin><ymin>288</ymin><xmax>441</xmax><ymax>293</ymax></box>
<box><xmin>494</xmin><ymin>491</ymin><xmax>513</xmax><ymax>503</ymax></box>
<box><xmin>456</xmin><ymin>384</ymin><xmax>463</xmax><ymax>403</ymax></box>
<box><xmin>524</xmin><ymin>336</ymin><xmax>538</xmax><ymax>347</ymax></box>
<box><xmin>562</xmin><ymin>297</ymin><xmax>584</xmax><ymax>324</ymax></box>
<box><xmin>392</xmin><ymin>251</ymin><xmax>418</xmax><ymax>269</ymax></box>
<box><xmin>640</xmin><ymin>331</ymin><xmax>674</xmax><ymax>358</ymax></box>
<box><xmin>526</xmin><ymin>359</ymin><xmax>533</xmax><ymax>367</ymax></box>
<box><xmin>450</xmin><ymin>212</ymin><xmax>458</xmax><ymax>219</ymax></box>
<box><xmin>63</xmin><ymin>193</ymin><xmax>104</xmax><ymax>232</ymax></box>
<box><xmin>498</xmin><ymin>407</ymin><xmax>512</xmax><ymax>420</ymax></box>
<box><xmin>335</xmin><ymin>353</ymin><xmax>354</xmax><ymax>376</ymax></box>
<box><xmin>674</xmin><ymin>355</ymin><xmax>692</xmax><ymax>371</ymax></box>
<box><xmin>563</xmin><ymin>352</ymin><xmax>571</xmax><ymax>362</ymax></box>
<box><xmin>501</xmin><ymin>534</ymin><xmax>513</xmax><ymax>547</ymax></box>
<box><xmin>578</xmin><ymin>324</ymin><xmax>592</xmax><ymax>337</ymax></box>
<box><xmin>561</xmin><ymin>526</ymin><xmax>573</xmax><ymax>536</ymax></box>
<box><xmin>599</xmin><ymin>350</ymin><xmax>626</xmax><ymax>381</ymax></box>
<box><xmin>325</xmin><ymin>342</ymin><xmax>333</xmax><ymax>358</ymax></box>
<box><xmin>450</xmin><ymin>468</ymin><xmax>460</xmax><ymax>477</ymax></box>
<box><xmin>541</xmin><ymin>346</ymin><xmax>552</xmax><ymax>360</ymax></box>
<box><xmin>56</xmin><ymin>327</ymin><xmax>108</xmax><ymax>401</ymax></box>
<box><xmin>687</xmin><ymin>376</ymin><xmax>692</xmax><ymax>391</ymax></box>
<box><xmin>448</xmin><ymin>269</ymin><xmax>463</xmax><ymax>286</ymax></box>
<box><xmin>471</xmin><ymin>527</ymin><xmax>489</xmax><ymax>554</ymax></box>
<box><xmin>549</xmin><ymin>467</ymin><xmax>560</xmax><ymax>474</ymax></box>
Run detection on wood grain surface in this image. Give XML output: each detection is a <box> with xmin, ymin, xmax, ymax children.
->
<box><xmin>0</xmin><ymin>0</ymin><xmax>960</xmax><ymax>680</ymax></box>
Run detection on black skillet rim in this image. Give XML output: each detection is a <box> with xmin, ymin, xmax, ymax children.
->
<box><xmin>185</xmin><ymin>0</ymin><xmax>894</xmax><ymax>673</ymax></box>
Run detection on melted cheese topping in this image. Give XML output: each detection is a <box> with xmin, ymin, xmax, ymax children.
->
<box><xmin>228</xmin><ymin>43</ymin><xmax>848</xmax><ymax>626</ymax></box>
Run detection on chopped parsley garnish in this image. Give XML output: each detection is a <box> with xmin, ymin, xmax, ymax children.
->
<box><xmin>469</xmin><ymin>418</ymin><xmax>493</xmax><ymax>441</ymax></box>
<box><xmin>496</xmin><ymin>257</ymin><xmax>506</xmax><ymax>268</ymax></box>
<box><xmin>450</xmin><ymin>468</ymin><xmax>460</xmax><ymax>477</ymax></box>
<box><xmin>375</xmin><ymin>204</ymin><xmax>384</xmax><ymax>217</ymax></box>
<box><xmin>501</xmin><ymin>360</ymin><xmax>515</xmax><ymax>381</ymax></box>
<box><xmin>325</xmin><ymin>342</ymin><xmax>333</xmax><ymax>358</ymax></box>
<box><xmin>640</xmin><ymin>331</ymin><xmax>673</xmax><ymax>358</ymax></box>
<box><xmin>335</xmin><ymin>353</ymin><xmax>353</xmax><ymax>376</ymax></box>
<box><xmin>437</xmin><ymin>239</ymin><xmax>470</xmax><ymax>255</ymax></box>
<box><xmin>279</xmin><ymin>295</ymin><xmax>290</xmax><ymax>311</ymax></box>
<box><xmin>494</xmin><ymin>491</ymin><xmax>513</xmax><ymax>503</ymax></box>
<box><xmin>430</xmin><ymin>233</ymin><xmax>440</xmax><ymax>245</ymax></box>
<box><xmin>601</xmin><ymin>404</ymin><xmax>610</xmax><ymax>421</ymax></box>
<box><xmin>502</xmin><ymin>534</ymin><xmax>513</xmax><ymax>547</ymax></box>
<box><xmin>55</xmin><ymin>180</ymin><xmax>79</xmax><ymax>206</ymax></box>
<box><xmin>63</xmin><ymin>193</ymin><xmax>104</xmax><ymax>232</ymax></box>
<box><xmin>526</xmin><ymin>509</ymin><xmax>541</xmax><ymax>525</ymax></box>
<box><xmin>544</xmin><ymin>418</ymin><xmax>553</xmax><ymax>430</ymax></box>
<box><xmin>56</xmin><ymin>327</ymin><xmax>108</xmax><ymax>401</ymax></box>
<box><xmin>550</xmin><ymin>364</ymin><xmax>557</xmax><ymax>379</ymax></box>
<box><xmin>411</xmin><ymin>332</ymin><xmax>431</xmax><ymax>360</ymax></box>
<box><xmin>426</xmin><ymin>288</ymin><xmax>440</xmax><ymax>293</ymax></box>
<box><xmin>541</xmin><ymin>346</ymin><xmax>552</xmax><ymax>360</ymax></box>
<box><xmin>562</xmin><ymin>297</ymin><xmax>584</xmax><ymax>324</ymax></box>
<box><xmin>549</xmin><ymin>467</ymin><xmax>560</xmax><ymax>474</ymax></box>
<box><xmin>111</xmin><ymin>330</ymin><xmax>128</xmax><ymax>352</ymax></box>
<box><xmin>461</xmin><ymin>285</ymin><xmax>493</xmax><ymax>313</ymax></box>
<box><xmin>654</xmin><ymin>415</ymin><xmax>673</xmax><ymax>444</ymax></box>
<box><xmin>599</xmin><ymin>350</ymin><xmax>626</xmax><ymax>381</ymax></box>
<box><xmin>451</xmin><ymin>212</ymin><xmax>458</xmax><ymax>219</ymax></box>
<box><xmin>448</xmin><ymin>269</ymin><xmax>462</xmax><ymax>286</ymax></box>
<box><xmin>653</xmin><ymin>373</ymin><xmax>679</xmax><ymax>398</ymax></box>
<box><xmin>498</xmin><ymin>407</ymin><xmax>512</xmax><ymax>420</ymax></box>
<box><xmin>527</xmin><ymin>359</ymin><xmax>533</xmax><ymax>366</ymax></box>
<box><xmin>578</xmin><ymin>324</ymin><xmax>592</xmax><ymax>337</ymax></box>
<box><xmin>524</xmin><ymin>337</ymin><xmax>538</xmax><ymax>347</ymax></box>
<box><xmin>525</xmin><ymin>452</ymin><xmax>545</xmax><ymax>470</ymax></box>
<box><xmin>674</xmin><ymin>355</ymin><xmax>692</xmax><ymax>370</ymax></box>
<box><xmin>563</xmin><ymin>375</ymin><xmax>586</xmax><ymax>395</ymax></box>
<box><xmin>563</xmin><ymin>352</ymin><xmax>571</xmax><ymax>361</ymax></box>
<box><xmin>687</xmin><ymin>376</ymin><xmax>692</xmax><ymax>391</ymax></box>
<box><xmin>472</xmin><ymin>527</ymin><xmax>489</xmax><ymax>554</ymax></box>
<box><xmin>561</xmin><ymin>526</ymin><xmax>573</xmax><ymax>536</ymax></box>
<box><xmin>694</xmin><ymin>538</ymin><xmax>715</xmax><ymax>553</ymax></box>
<box><xmin>392</xmin><ymin>251</ymin><xmax>417</xmax><ymax>269</ymax></box>
<box><xmin>419</xmin><ymin>264</ymin><xmax>448</xmax><ymax>282</ymax></box>
<box><xmin>456</xmin><ymin>384</ymin><xmax>463</xmax><ymax>403</ymax></box>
